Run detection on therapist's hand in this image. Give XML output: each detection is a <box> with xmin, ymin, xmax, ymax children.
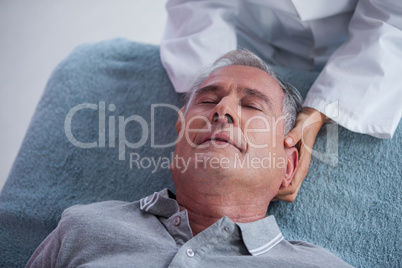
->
<box><xmin>274</xmin><ymin>107</ymin><xmax>326</xmax><ymax>202</ymax></box>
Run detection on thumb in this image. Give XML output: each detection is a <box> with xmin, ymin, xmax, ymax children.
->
<box><xmin>284</xmin><ymin>122</ymin><xmax>302</xmax><ymax>147</ymax></box>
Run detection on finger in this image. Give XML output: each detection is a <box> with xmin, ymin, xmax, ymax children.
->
<box><xmin>281</xmin><ymin>184</ymin><xmax>302</xmax><ymax>203</ymax></box>
<box><xmin>276</xmin><ymin>170</ymin><xmax>304</xmax><ymax>197</ymax></box>
<box><xmin>275</xmin><ymin>182</ymin><xmax>302</xmax><ymax>203</ymax></box>
<box><xmin>285</xmin><ymin>122</ymin><xmax>303</xmax><ymax>147</ymax></box>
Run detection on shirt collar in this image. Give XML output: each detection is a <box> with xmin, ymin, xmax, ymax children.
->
<box><xmin>139</xmin><ymin>189</ymin><xmax>179</xmax><ymax>218</ymax></box>
<box><xmin>140</xmin><ymin>189</ymin><xmax>284</xmax><ymax>256</ymax></box>
<box><xmin>236</xmin><ymin>216</ymin><xmax>284</xmax><ymax>256</ymax></box>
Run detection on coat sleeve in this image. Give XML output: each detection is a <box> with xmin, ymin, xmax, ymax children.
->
<box><xmin>160</xmin><ymin>0</ymin><xmax>238</xmax><ymax>93</ymax></box>
<box><xmin>303</xmin><ymin>0</ymin><xmax>402</xmax><ymax>138</ymax></box>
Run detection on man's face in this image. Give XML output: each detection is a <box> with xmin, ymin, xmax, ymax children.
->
<box><xmin>172</xmin><ymin>65</ymin><xmax>296</xmax><ymax>199</ymax></box>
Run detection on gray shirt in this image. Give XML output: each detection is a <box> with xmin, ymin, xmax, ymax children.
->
<box><xmin>26</xmin><ymin>189</ymin><xmax>353</xmax><ymax>267</ymax></box>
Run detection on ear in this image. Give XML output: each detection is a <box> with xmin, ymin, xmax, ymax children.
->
<box><xmin>279</xmin><ymin>147</ymin><xmax>298</xmax><ymax>190</ymax></box>
<box><xmin>175</xmin><ymin>107</ymin><xmax>185</xmax><ymax>134</ymax></box>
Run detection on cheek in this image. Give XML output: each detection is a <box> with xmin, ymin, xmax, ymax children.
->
<box><xmin>242</xmin><ymin>118</ymin><xmax>285</xmax><ymax>155</ymax></box>
<box><xmin>183</xmin><ymin>111</ymin><xmax>211</xmax><ymax>139</ymax></box>
<box><xmin>186</xmin><ymin>115</ymin><xmax>208</xmax><ymax>130</ymax></box>
<box><xmin>242</xmin><ymin>116</ymin><xmax>272</xmax><ymax>147</ymax></box>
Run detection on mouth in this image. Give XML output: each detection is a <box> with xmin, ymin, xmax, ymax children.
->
<box><xmin>200</xmin><ymin>133</ymin><xmax>243</xmax><ymax>152</ymax></box>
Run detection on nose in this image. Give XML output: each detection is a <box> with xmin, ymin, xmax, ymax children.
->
<box><xmin>212</xmin><ymin>113</ymin><xmax>233</xmax><ymax>124</ymax></box>
<box><xmin>209</xmin><ymin>97</ymin><xmax>237</xmax><ymax>125</ymax></box>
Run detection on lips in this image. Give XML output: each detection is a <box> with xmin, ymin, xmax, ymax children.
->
<box><xmin>199</xmin><ymin>130</ymin><xmax>245</xmax><ymax>152</ymax></box>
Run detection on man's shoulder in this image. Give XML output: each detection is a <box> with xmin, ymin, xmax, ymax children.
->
<box><xmin>58</xmin><ymin>189</ymin><xmax>175</xmax><ymax>230</ymax></box>
<box><xmin>63</xmin><ymin>199</ymin><xmax>140</xmax><ymax>216</ymax></box>
<box><xmin>280</xmin><ymin>240</ymin><xmax>354</xmax><ymax>267</ymax></box>
<box><xmin>59</xmin><ymin>199</ymin><xmax>142</xmax><ymax>230</ymax></box>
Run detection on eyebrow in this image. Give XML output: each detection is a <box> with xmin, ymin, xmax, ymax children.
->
<box><xmin>195</xmin><ymin>85</ymin><xmax>272</xmax><ymax>107</ymax></box>
<box><xmin>194</xmin><ymin>85</ymin><xmax>220</xmax><ymax>97</ymax></box>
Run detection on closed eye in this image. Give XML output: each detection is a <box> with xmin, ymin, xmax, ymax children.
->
<box><xmin>243</xmin><ymin>105</ymin><xmax>262</xmax><ymax>111</ymax></box>
<box><xmin>201</xmin><ymin>100</ymin><xmax>217</xmax><ymax>104</ymax></box>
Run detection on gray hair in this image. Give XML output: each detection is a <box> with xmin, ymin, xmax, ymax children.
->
<box><xmin>183</xmin><ymin>50</ymin><xmax>303</xmax><ymax>134</ymax></box>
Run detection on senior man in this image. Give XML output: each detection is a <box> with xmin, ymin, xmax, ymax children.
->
<box><xmin>26</xmin><ymin>50</ymin><xmax>352</xmax><ymax>267</ymax></box>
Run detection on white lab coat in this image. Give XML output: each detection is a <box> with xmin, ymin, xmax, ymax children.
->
<box><xmin>160</xmin><ymin>0</ymin><xmax>402</xmax><ymax>138</ymax></box>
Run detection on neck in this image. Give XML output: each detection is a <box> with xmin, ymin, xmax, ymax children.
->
<box><xmin>176</xmin><ymin>189</ymin><xmax>270</xmax><ymax>235</ymax></box>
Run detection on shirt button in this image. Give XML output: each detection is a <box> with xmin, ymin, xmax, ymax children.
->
<box><xmin>186</xmin><ymin>248</ymin><xmax>195</xmax><ymax>258</ymax></box>
<box><xmin>222</xmin><ymin>226</ymin><xmax>229</xmax><ymax>232</ymax></box>
<box><xmin>173</xmin><ymin>216</ymin><xmax>181</xmax><ymax>226</ymax></box>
